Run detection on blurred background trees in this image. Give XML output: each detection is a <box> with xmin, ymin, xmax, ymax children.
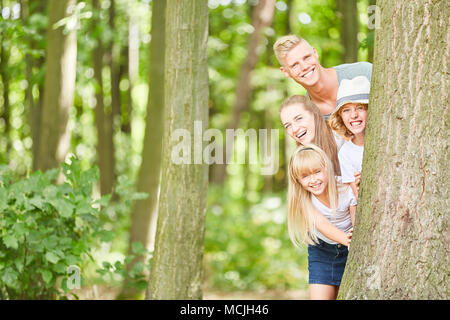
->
<box><xmin>0</xmin><ymin>0</ymin><xmax>374</xmax><ymax>298</ymax></box>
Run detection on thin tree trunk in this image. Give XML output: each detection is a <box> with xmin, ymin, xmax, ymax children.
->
<box><xmin>120</xmin><ymin>0</ymin><xmax>166</xmax><ymax>299</ymax></box>
<box><xmin>0</xmin><ymin>2</ymin><xmax>10</xmax><ymax>154</ymax></box>
<box><xmin>367</xmin><ymin>0</ymin><xmax>376</xmax><ymax>63</ymax></box>
<box><xmin>147</xmin><ymin>0</ymin><xmax>209</xmax><ymax>300</ymax></box>
<box><xmin>37</xmin><ymin>0</ymin><xmax>77</xmax><ymax>171</ymax></box>
<box><xmin>338</xmin><ymin>0</ymin><xmax>359</xmax><ymax>63</ymax></box>
<box><xmin>338</xmin><ymin>0</ymin><xmax>448</xmax><ymax>299</ymax></box>
<box><xmin>109</xmin><ymin>0</ymin><xmax>121</xmax><ymax>126</ymax></box>
<box><xmin>92</xmin><ymin>0</ymin><xmax>115</xmax><ymax>196</ymax></box>
<box><xmin>212</xmin><ymin>0</ymin><xmax>276</xmax><ymax>184</ymax></box>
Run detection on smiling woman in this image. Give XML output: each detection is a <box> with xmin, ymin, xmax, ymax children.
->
<box><xmin>279</xmin><ymin>95</ymin><xmax>342</xmax><ymax>176</ymax></box>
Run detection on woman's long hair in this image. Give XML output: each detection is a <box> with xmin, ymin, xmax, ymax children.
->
<box><xmin>287</xmin><ymin>143</ymin><xmax>339</xmax><ymax>246</ymax></box>
<box><xmin>280</xmin><ymin>95</ymin><xmax>341</xmax><ymax>176</ymax></box>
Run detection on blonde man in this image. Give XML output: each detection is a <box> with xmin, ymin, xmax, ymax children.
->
<box><xmin>273</xmin><ymin>35</ymin><xmax>372</xmax><ymax>120</ymax></box>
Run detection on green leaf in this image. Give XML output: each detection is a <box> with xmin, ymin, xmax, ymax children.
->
<box><xmin>1</xmin><ymin>268</ymin><xmax>18</xmax><ymax>289</ymax></box>
<box><xmin>3</xmin><ymin>234</ymin><xmax>18</xmax><ymax>249</ymax></box>
<box><xmin>99</xmin><ymin>230</ymin><xmax>113</xmax><ymax>243</ymax></box>
<box><xmin>50</xmin><ymin>199</ymin><xmax>74</xmax><ymax>218</ymax></box>
<box><xmin>131</xmin><ymin>242</ymin><xmax>146</xmax><ymax>255</ymax></box>
<box><xmin>45</xmin><ymin>252</ymin><xmax>60</xmax><ymax>264</ymax></box>
<box><xmin>41</xmin><ymin>270</ymin><xmax>53</xmax><ymax>284</ymax></box>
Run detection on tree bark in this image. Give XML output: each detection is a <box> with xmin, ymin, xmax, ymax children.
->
<box><xmin>147</xmin><ymin>0</ymin><xmax>209</xmax><ymax>300</ymax></box>
<box><xmin>120</xmin><ymin>0</ymin><xmax>166</xmax><ymax>299</ymax></box>
<box><xmin>36</xmin><ymin>0</ymin><xmax>77</xmax><ymax>171</ymax></box>
<box><xmin>338</xmin><ymin>0</ymin><xmax>449</xmax><ymax>299</ymax></box>
<box><xmin>211</xmin><ymin>0</ymin><xmax>276</xmax><ymax>184</ymax></box>
<box><xmin>338</xmin><ymin>0</ymin><xmax>359</xmax><ymax>63</ymax></box>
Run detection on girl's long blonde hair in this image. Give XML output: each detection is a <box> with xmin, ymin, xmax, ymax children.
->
<box><xmin>280</xmin><ymin>95</ymin><xmax>341</xmax><ymax>176</ymax></box>
<box><xmin>288</xmin><ymin>143</ymin><xmax>339</xmax><ymax>246</ymax></box>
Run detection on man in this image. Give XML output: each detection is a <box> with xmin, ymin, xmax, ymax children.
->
<box><xmin>273</xmin><ymin>35</ymin><xmax>372</xmax><ymax>119</ymax></box>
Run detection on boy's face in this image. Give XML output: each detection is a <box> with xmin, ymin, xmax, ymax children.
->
<box><xmin>339</xmin><ymin>103</ymin><xmax>368</xmax><ymax>136</ymax></box>
<box><xmin>280</xmin><ymin>41</ymin><xmax>320</xmax><ymax>88</ymax></box>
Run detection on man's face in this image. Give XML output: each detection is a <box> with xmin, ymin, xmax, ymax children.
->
<box><xmin>280</xmin><ymin>41</ymin><xmax>320</xmax><ymax>87</ymax></box>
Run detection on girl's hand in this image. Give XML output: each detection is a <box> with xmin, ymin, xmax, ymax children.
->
<box><xmin>346</xmin><ymin>228</ymin><xmax>353</xmax><ymax>249</ymax></box>
<box><xmin>354</xmin><ymin>171</ymin><xmax>361</xmax><ymax>187</ymax></box>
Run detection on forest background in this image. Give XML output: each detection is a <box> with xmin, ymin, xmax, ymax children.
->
<box><xmin>0</xmin><ymin>0</ymin><xmax>375</xmax><ymax>299</ymax></box>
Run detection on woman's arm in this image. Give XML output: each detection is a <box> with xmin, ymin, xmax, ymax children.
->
<box><xmin>313</xmin><ymin>209</ymin><xmax>352</xmax><ymax>246</ymax></box>
<box><xmin>349</xmin><ymin>205</ymin><xmax>357</xmax><ymax>226</ymax></box>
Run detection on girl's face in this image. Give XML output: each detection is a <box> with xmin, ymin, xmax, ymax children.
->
<box><xmin>340</xmin><ymin>103</ymin><xmax>367</xmax><ymax>136</ymax></box>
<box><xmin>298</xmin><ymin>166</ymin><xmax>328</xmax><ymax>196</ymax></box>
<box><xmin>280</xmin><ymin>103</ymin><xmax>316</xmax><ymax>144</ymax></box>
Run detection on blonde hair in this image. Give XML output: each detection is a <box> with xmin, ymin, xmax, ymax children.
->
<box><xmin>328</xmin><ymin>103</ymin><xmax>369</xmax><ymax>139</ymax></box>
<box><xmin>273</xmin><ymin>35</ymin><xmax>311</xmax><ymax>66</ymax></box>
<box><xmin>280</xmin><ymin>95</ymin><xmax>341</xmax><ymax>176</ymax></box>
<box><xmin>288</xmin><ymin>143</ymin><xmax>339</xmax><ymax>246</ymax></box>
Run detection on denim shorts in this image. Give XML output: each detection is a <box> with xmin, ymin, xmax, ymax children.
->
<box><xmin>308</xmin><ymin>239</ymin><xmax>348</xmax><ymax>286</ymax></box>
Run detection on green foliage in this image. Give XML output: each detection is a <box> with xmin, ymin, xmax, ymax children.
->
<box><xmin>96</xmin><ymin>241</ymin><xmax>152</xmax><ymax>292</ymax></box>
<box><xmin>0</xmin><ymin>157</ymin><xmax>106</xmax><ymax>299</ymax></box>
<box><xmin>204</xmin><ymin>185</ymin><xmax>308</xmax><ymax>292</ymax></box>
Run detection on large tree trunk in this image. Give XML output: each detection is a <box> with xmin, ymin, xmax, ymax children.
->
<box><xmin>147</xmin><ymin>0</ymin><xmax>209</xmax><ymax>300</ymax></box>
<box><xmin>338</xmin><ymin>0</ymin><xmax>448</xmax><ymax>300</ymax></box>
<box><xmin>36</xmin><ymin>0</ymin><xmax>77</xmax><ymax>171</ymax></box>
<box><xmin>338</xmin><ymin>0</ymin><xmax>359</xmax><ymax>63</ymax></box>
<box><xmin>211</xmin><ymin>0</ymin><xmax>276</xmax><ymax>184</ymax></box>
<box><xmin>120</xmin><ymin>0</ymin><xmax>166</xmax><ymax>299</ymax></box>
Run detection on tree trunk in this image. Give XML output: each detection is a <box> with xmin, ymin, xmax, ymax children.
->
<box><xmin>211</xmin><ymin>0</ymin><xmax>276</xmax><ymax>184</ymax></box>
<box><xmin>120</xmin><ymin>0</ymin><xmax>166</xmax><ymax>299</ymax></box>
<box><xmin>108</xmin><ymin>0</ymin><xmax>121</xmax><ymax>126</ymax></box>
<box><xmin>92</xmin><ymin>0</ymin><xmax>115</xmax><ymax>196</ymax></box>
<box><xmin>367</xmin><ymin>0</ymin><xmax>376</xmax><ymax>63</ymax></box>
<box><xmin>338</xmin><ymin>0</ymin><xmax>359</xmax><ymax>63</ymax></box>
<box><xmin>21</xmin><ymin>0</ymin><xmax>46</xmax><ymax>170</ymax></box>
<box><xmin>36</xmin><ymin>0</ymin><xmax>77</xmax><ymax>171</ymax></box>
<box><xmin>147</xmin><ymin>0</ymin><xmax>209</xmax><ymax>300</ymax></box>
<box><xmin>338</xmin><ymin>0</ymin><xmax>448</xmax><ymax>300</ymax></box>
<box><xmin>0</xmin><ymin>1</ymin><xmax>10</xmax><ymax>154</ymax></box>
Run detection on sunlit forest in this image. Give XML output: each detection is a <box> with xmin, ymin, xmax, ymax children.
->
<box><xmin>0</xmin><ymin>0</ymin><xmax>376</xmax><ymax>299</ymax></box>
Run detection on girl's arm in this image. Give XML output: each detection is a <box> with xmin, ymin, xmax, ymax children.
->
<box><xmin>313</xmin><ymin>209</ymin><xmax>352</xmax><ymax>247</ymax></box>
<box><xmin>350</xmin><ymin>182</ymin><xmax>359</xmax><ymax>198</ymax></box>
<box><xmin>349</xmin><ymin>205</ymin><xmax>357</xmax><ymax>226</ymax></box>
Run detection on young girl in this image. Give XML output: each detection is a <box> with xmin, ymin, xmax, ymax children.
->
<box><xmin>280</xmin><ymin>95</ymin><xmax>344</xmax><ymax>176</ymax></box>
<box><xmin>288</xmin><ymin>143</ymin><xmax>356</xmax><ymax>300</ymax></box>
<box><xmin>329</xmin><ymin>76</ymin><xmax>370</xmax><ymax>199</ymax></box>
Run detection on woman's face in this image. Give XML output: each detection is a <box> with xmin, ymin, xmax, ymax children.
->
<box><xmin>280</xmin><ymin>103</ymin><xmax>316</xmax><ymax>144</ymax></box>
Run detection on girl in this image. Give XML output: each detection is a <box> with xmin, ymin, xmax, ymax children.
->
<box><xmin>288</xmin><ymin>143</ymin><xmax>356</xmax><ymax>300</ymax></box>
<box><xmin>279</xmin><ymin>95</ymin><xmax>344</xmax><ymax>176</ymax></box>
<box><xmin>329</xmin><ymin>76</ymin><xmax>370</xmax><ymax>199</ymax></box>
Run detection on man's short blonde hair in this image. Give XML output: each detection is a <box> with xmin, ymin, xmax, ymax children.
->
<box><xmin>273</xmin><ymin>35</ymin><xmax>309</xmax><ymax>66</ymax></box>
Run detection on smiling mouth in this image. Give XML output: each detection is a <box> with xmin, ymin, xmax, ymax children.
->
<box><xmin>296</xmin><ymin>130</ymin><xmax>307</xmax><ymax>140</ymax></box>
<box><xmin>302</xmin><ymin>67</ymin><xmax>315</xmax><ymax>78</ymax></box>
<box><xmin>350</xmin><ymin>120</ymin><xmax>363</xmax><ymax>127</ymax></box>
<box><xmin>309</xmin><ymin>182</ymin><xmax>322</xmax><ymax>190</ymax></box>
